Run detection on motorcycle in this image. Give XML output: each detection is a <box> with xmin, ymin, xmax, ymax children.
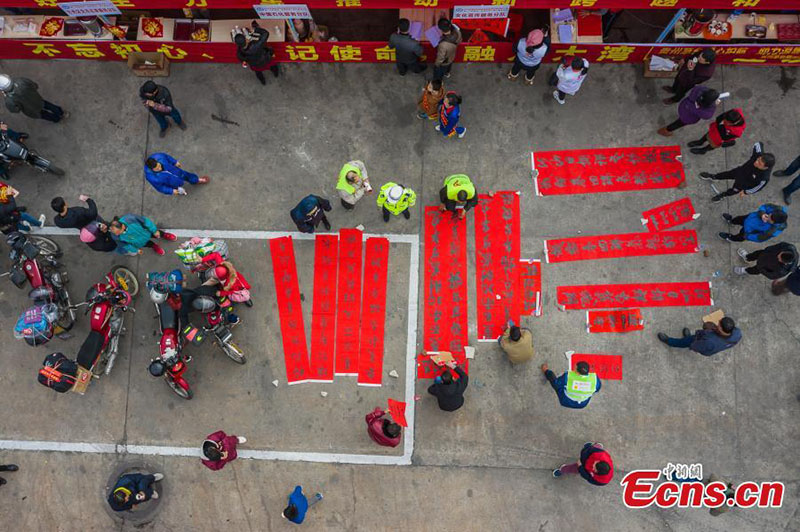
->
<box><xmin>187</xmin><ymin>285</ymin><xmax>247</xmax><ymax>365</ymax></box>
<box><xmin>0</xmin><ymin>125</ymin><xmax>64</xmax><ymax>177</ymax></box>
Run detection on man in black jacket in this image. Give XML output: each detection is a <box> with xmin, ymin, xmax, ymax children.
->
<box><xmin>734</xmin><ymin>242</ymin><xmax>797</xmax><ymax>278</ymax></box>
<box><xmin>235</xmin><ymin>21</ymin><xmax>278</xmax><ymax>85</ymax></box>
<box><xmin>427</xmin><ymin>361</ymin><xmax>468</xmax><ymax>412</ymax></box>
<box><xmin>388</xmin><ymin>19</ymin><xmax>426</xmax><ymax>76</ymax></box>
<box><xmin>140</xmin><ymin>81</ymin><xmax>185</xmax><ymax>138</ymax></box>
<box><xmin>699</xmin><ymin>142</ymin><xmax>774</xmax><ymax>202</ymax></box>
<box><xmin>51</xmin><ymin>195</ymin><xmax>101</xmax><ymax>229</ymax></box>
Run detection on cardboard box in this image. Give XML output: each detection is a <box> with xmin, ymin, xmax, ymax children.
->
<box><xmin>128</xmin><ymin>52</ymin><xmax>170</xmax><ymax>77</ymax></box>
<box><xmin>702</xmin><ymin>309</ymin><xmax>724</xmax><ymax>327</ymax></box>
<box><xmin>72</xmin><ymin>366</ymin><xmax>92</xmax><ymax>395</ymax></box>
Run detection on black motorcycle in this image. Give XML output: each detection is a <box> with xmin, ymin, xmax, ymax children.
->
<box><xmin>0</xmin><ymin>126</ymin><xmax>64</xmax><ymax>177</ymax></box>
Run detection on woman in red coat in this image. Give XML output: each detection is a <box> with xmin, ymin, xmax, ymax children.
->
<box><xmin>688</xmin><ymin>109</ymin><xmax>746</xmax><ymax>155</ymax></box>
<box><xmin>201</xmin><ymin>430</ymin><xmax>247</xmax><ymax>471</ymax></box>
<box><xmin>365</xmin><ymin>407</ymin><xmax>402</xmax><ymax>447</ymax></box>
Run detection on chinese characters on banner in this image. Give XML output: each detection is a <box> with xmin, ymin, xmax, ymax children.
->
<box><xmin>570</xmin><ymin>353</ymin><xmax>623</xmax><ymax>380</ymax></box>
<box><xmin>544</xmin><ymin>230</ymin><xmax>699</xmax><ymax>263</ymax></box>
<box><xmin>452</xmin><ymin>5</ymin><xmax>509</xmax><ymax>19</ymax></box>
<box><xmin>641</xmin><ymin>198</ymin><xmax>698</xmax><ymax>232</ymax></box>
<box><xmin>309</xmin><ymin>234</ymin><xmax>337</xmax><ymax>382</ymax></box>
<box><xmin>518</xmin><ymin>259</ymin><xmax>541</xmax><ymax>317</ymax></box>
<box><xmin>253</xmin><ymin>4</ymin><xmax>312</xmax><ymax>19</ymax></box>
<box><xmin>58</xmin><ymin>0</ymin><xmax>121</xmax><ymax>16</ymax></box>
<box><xmin>557</xmin><ymin>281</ymin><xmax>712</xmax><ymax>310</ymax></box>
<box><xmin>335</xmin><ymin>228</ymin><xmax>362</xmax><ymax>376</ymax></box>
<box><xmin>586</xmin><ymin>309</ymin><xmax>644</xmax><ymax>333</ymax></box>
<box><xmin>532</xmin><ymin>145</ymin><xmax>685</xmax><ymax>196</ymax></box>
<box><xmin>357</xmin><ymin>238</ymin><xmax>389</xmax><ymax>387</ymax></box>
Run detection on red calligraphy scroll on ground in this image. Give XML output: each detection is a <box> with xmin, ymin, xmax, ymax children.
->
<box><xmin>269</xmin><ymin>236</ymin><xmax>311</xmax><ymax>385</ymax></box>
<box><xmin>570</xmin><ymin>353</ymin><xmax>623</xmax><ymax>380</ymax></box>
<box><xmin>387</xmin><ymin>398</ymin><xmax>408</xmax><ymax>428</ymax></box>
<box><xmin>587</xmin><ymin>309</ymin><xmax>644</xmax><ymax>333</ymax></box>
<box><xmin>357</xmin><ymin>238</ymin><xmax>389</xmax><ymax>387</ymax></box>
<box><xmin>335</xmin><ymin>228</ymin><xmax>362</xmax><ymax>376</ymax></box>
<box><xmin>518</xmin><ymin>259</ymin><xmax>541</xmax><ymax>317</ymax></box>
<box><xmin>641</xmin><ymin>198</ymin><xmax>698</xmax><ymax>232</ymax></box>
<box><xmin>544</xmin><ymin>230</ymin><xmax>699</xmax><ymax>263</ymax></box>
<box><xmin>532</xmin><ymin>146</ymin><xmax>685</xmax><ymax>196</ymax></box>
<box><xmin>309</xmin><ymin>234</ymin><xmax>337</xmax><ymax>383</ymax></box>
<box><xmin>474</xmin><ymin>191</ymin><xmax>520</xmax><ymax>341</ymax></box>
<box><xmin>557</xmin><ymin>281</ymin><xmax>712</xmax><ymax>310</ymax></box>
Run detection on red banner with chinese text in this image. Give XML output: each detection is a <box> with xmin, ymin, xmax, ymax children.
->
<box><xmin>570</xmin><ymin>353</ymin><xmax>623</xmax><ymax>380</ymax></box>
<box><xmin>357</xmin><ymin>237</ymin><xmax>389</xmax><ymax>387</ymax></box>
<box><xmin>335</xmin><ymin>228</ymin><xmax>362</xmax><ymax>376</ymax></box>
<box><xmin>557</xmin><ymin>281</ymin><xmax>712</xmax><ymax>310</ymax></box>
<box><xmin>586</xmin><ymin>309</ymin><xmax>644</xmax><ymax>333</ymax></box>
<box><xmin>544</xmin><ymin>230</ymin><xmax>699</xmax><ymax>263</ymax></box>
<box><xmin>641</xmin><ymin>198</ymin><xmax>698</xmax><ymax>232</ymax></box>
<box><xmin>309</xmin><ymin>234</ymin><xmax>337</xmax><ymax>383</ymax></box>
<box><xmin>518</xmin><ymin>259</ymin><xmax>541</xmax><ymax>317</ymax></box>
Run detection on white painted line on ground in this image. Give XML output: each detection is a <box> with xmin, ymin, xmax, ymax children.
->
<box><xmin>0</xmin><ymin>440</ymin><xmax>117</xmax><ymax>454</ymax></box>
<box><xmin>401</xmin><ymin>233</ymin><xmax>419</xmax><ymax>466</ymax></box>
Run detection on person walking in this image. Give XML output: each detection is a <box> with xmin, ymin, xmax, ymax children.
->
<box><xmin>733</xmin><ymin>241</ymin><xmax>797</xmax><ymax>278</ymax></box>
<box><xmin>507</xmin><ymin>28</ymin><xmax>550</xmax><ymax>85</ymax></box>
<box><xmin>539</xmin><ymin>360</ymin><xmax>601</xmax><ymax>409</ymax></box>
<box><xmin>436</xmin><ymin>91</ymin><xmax>466</xmax><ymax>139</ymax></box>
<box><xmin>657</xmin><ymin>316</ymin><xmax>741</xmax><ymax>356</ymax></box>
<box><xmin>550</xmin><ymin>57</ymin><xmax>589</xmax><ymax>105</ymax></box>
<box><xmin>283</xmin><ymin>486</ymin><xmax>323</xmax><ymax>525</ymax></box>
<box><xmin>365</xmin><ymin>407</ymin><xmax>402</xmax><ymax>448</ymax></box>
<box><xmin>0</xmin><ymin>463</ymin><xmax>18</xmax><ymax>487</ymax></box>
<box><xmin>336</xmin><ymin>160</ymin><xmax>371</xmax><ymax>210</ymax></box>
<box><xmin>657</xmin><ymin>86</ymin><xmax>719</xmax><ymax>137</ymax></box>
<box><xmin>140</xmin><ymin>81</ymin><xmax>185</xmax><ymax>138</ymax></box>
<box><xmin>774</xmin><ymin>154</ymin><xmax>800</xmax><ymax>205</ymax></box>
<box><xmin>236</xmin><ymin>20</ymin><xmax>279</xmax><ymax>85</ymax></box>
<box><xmin>0</xmin><ymin>74</ymin><xmax>67</xmax><ymax>123</ymax></box>
<box><xmin>145</xmin><ymin>153</ymin><xmax>210</xmax><ymax>196</ymax></box>
<box><xmin>498</xmin><ymin>322</ymin><xmax>534</xmax><ymax>364</ymax></box>
<box><xmin>433</xmin><ymin>18</ymin><xmax>461</xmax><ymax>80</ymax></box>
<box><xmin>107</xmin><ymin>472</ymin><xmax>165</xmax><ymax>512</ymax></box>
<box><xmin>109</xmin><ymin>214</ymin><xmax>176</xmax><ymax>256</ymax></box>
<box><xmin>0</xmin><ymin>182</ymin><xmax>45</xmax><ymax>233</ymax></box>
<box><xmin>662</xmin><ymin>48</ymin><xmax>716</xmax><ymax>104</ymax></box>
<box><xmin>79</xmin><ymin>221</ymin><xmax>118</xmax><ymax>253</ymax></box>
<box><xmin>201</xmin><ymin>430</ymin><xmax>247</xmax><ymax>471</ymax></box>
<box><xmin>688</xmin><ymin>108</ymin><xmax>746</xmax><ymax>155</ymax></box>
<box><xmin>699</xmin><ymin>142</ymin><xmax>773</xmax><ymax>202</ymax></box>
<box><xmin>719</xmin><ymin>203</ymin><xmax>787</xmax><ymax>243</ymax></box>
<box><xmin>416</xmin><ymin>78</ymin><xmax>445</xmax><ymax>120</ymax></box>
<box><xmin>438</xmin><ymin>174</ymin><xmax>477</xmax><ymax>219</ymax></box>
<box><xmin>388</xmin><ymin>18</ymin><xmax>426</xmax><ymax>75</ymax></box>
<box><xmin>376</xmin><ymin>182</ymin><xmax>416</xmax><ymax>222</ymax></box>
<box><xmin>427</xmin><ymin>360</ymin><xmax>469</xmax><ymax>412</ymax></box>
<box><xmin>552</xmin><ymin>443</ymin><xmax>614</xmax><ymax>486</ymax></box>
<box><xmin>290</xmin><ymin>194</ymin><xmax>332</xmax><ymax>233</ymax></box>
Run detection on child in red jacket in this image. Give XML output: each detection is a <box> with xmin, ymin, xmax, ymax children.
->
<box><xmin>201</xmin><ymin>430</ymin><xmax>247</xmax><ymax>471</ymax></box>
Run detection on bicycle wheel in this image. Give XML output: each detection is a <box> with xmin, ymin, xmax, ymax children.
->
<box><xmin>111</xmin><ymin>265</ymin><xmax>139</xmax><ymax>297</ymax></box>
<box><xmin>28</xmin><ymin>235</ymin><xmax>62</xmax><ymax>258</ymax></box>
<box><xmin>167</xmin><ymin>378</ymin><xmax>193</xmax><ymax>400</ymax></box>
<box><xmin>221</xmin><ymin>341</ymin><xmax>246</xmax><ymax>364</ymax></box>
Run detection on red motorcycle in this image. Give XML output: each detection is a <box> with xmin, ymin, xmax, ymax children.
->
<box><xmin>149</xmin><ymin>297</ymin><xmax>193</xmax><ymax>400</ymax></box>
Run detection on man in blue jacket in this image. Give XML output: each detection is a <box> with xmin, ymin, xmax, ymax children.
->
<box><xmin>657</xmin><ymin>317</ymin><xmax>741</xmax><ymax>356</ymax></box>
<box><xmin>719</xmin><ymin>203</ymin><xmax>787</xmax><ymax>242</ymax></box>
<box><xmin>282</xmin><ymin>485</ymin><xmax>322</xmax><ymax>525</ymax></box>
<box><xmin>107</xmin><ymin>472</ymin><xmax>164</xmax><ymax>512</ymax></box>
<box><xmin>539</xmin><ymin>360</ymin><xmax>601</xmax><ymax>409</ymax></box>
<box><xmin>144</xmin><ymin>153</ymin><xmax>209</xmax><ymax>196</ymax></box>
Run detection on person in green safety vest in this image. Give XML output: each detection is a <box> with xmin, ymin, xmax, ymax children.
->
<box><xmin>539</xmin><ymin>360</ymin><xmax>601</xmax><ymax>409</ymax></box>
<box><xmin>336</xmin><ymin>160</ymin><xmax>372</xmax><ymax>210</ymax></box>
<box><xmin>376</xmin><ymin>182</ymin><xmax>416</xmax><ymax>223</ymax></box>
<box><xmin>438</xmin><ymin>174</ymin><xmax>478</xmax><ymax>219</ymax></box>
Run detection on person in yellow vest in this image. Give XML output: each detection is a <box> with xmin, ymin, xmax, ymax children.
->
<box><xmin>376</xmin><ymin>182</ymin><xmax>416</xmax><ymax>223</ymax></box>
<box><xmin>336</xmin><ymin>160</ymin><xmax>372</xmax><ymax>210</ymax></box>
<box><xmin>498</xmin><ymin>323</ymin><xmax>534</xmax><ymax>364</ymax></box>
<box><xmin>438</xmin><ymin>174</ymin><xmax>478</xmax><ymax>219</ymax></box>
<box><xmin>539</xmin><ymin>360</ymin><xmax>601</xmax><ymax>409</ymax></box>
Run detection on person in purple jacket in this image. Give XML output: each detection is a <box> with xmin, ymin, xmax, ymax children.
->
<box><xmin>657</xmin><ymin>86</ymin><xmax>719</xmax><ymax>137</ymax></box>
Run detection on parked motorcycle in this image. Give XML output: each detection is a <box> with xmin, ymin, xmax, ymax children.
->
<box><xmin>0</xmin><ymin>124</ymin><xmax>64</xmax><ymax>177</ymax></box>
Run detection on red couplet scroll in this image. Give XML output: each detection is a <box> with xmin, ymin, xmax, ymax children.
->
<box><xmin>641</xmin><ymin>198</ymin><xmax>697</xmax><ymax>232</ymax></box>
<box><xmin>587</xmin><ymin>309</ymin><xmax>644</xmax><ymax>333</ymax></box>
<box><xmin>519</xmin><ymin>259</ymin><xmax>542</xmax><ymax>316</ymax></box>
<box><xmin>557</xmin><ymin>281</ymin><xmax>712</xmax><ymax>310</ymax></box>
<box><xmin>335</xmin><ymin>228</ymin><xmax>362</xmax><ymax>376</ymax></box>
<box><xmin>544</xmin><ymin>230</ymin><xmax>699</xmax><ymax>263</ymax></box>
<box><xmin>309</xmin><ymin>234</ymin><xmax>338</xmax><ymax>382</ymax></box>
<box><xmin>570</xmin><ymin>353</ymin><xmax>623</xmax><ymax>380</ymax></box>
<box><xmin>357</xmin><ymin>238</ymin><xmax>389</xmax><ymax>386</ymax></box>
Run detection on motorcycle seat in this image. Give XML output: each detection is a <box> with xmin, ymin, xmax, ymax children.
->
<box><xmin>159</xmin><ymin>302</ymin><xmax>178</xmax><ymax>330</ymax></box>
<box><xmin>76</xmin><ymin>330</ymin><xmax>105</xmax><ymax>370</ymax></box>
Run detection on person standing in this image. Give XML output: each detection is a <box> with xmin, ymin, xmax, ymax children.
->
<box><xmin>283</xmin><ymin>486</ymin><xmax>323</xmax><ymax>525</ymax></box>
<box><xmin>775</xmin><ymin>154</ymin><xmax>800</xmax><ymax>205</ymax></box>
<box><xmin>663</xmin><ymin>48</ymin><xmax>716</xmax><ymax>104</ymax></box>
<box><xmin>290</xmin><ymin>194</ymin><xmax>332</xmax><ymax>233</ymax></box>
<box><xmin>107</xmin><ymin>472</ymin><xmax>164</xmax><ymax>512</ymax></box>
<box><xmin>699</xmin><ymin>142</ymin><xmax>773</xmax><ymax>202</ymax></box>
<box><xmin>657</xmin><ymin>86</ymin><xmax>719</xmax><ymax>137</ymax></box>
<box><xmin>388</xmin><ymin>18</ymin><xmax>426</xmax><ymax>76</ymax></box>
<box><xmin>552</xmin><ymin>443</ymin><xmax>614</xmax><ymax>486</ymax></box>
<box><xmin>435</xmin><ymin>91</ymin><xmax>466</xmax><ymax>139</ymax></box>
<box><xmin>688</xmin><ymin>108</ymin><xmax>746</xmax><ymax>155</ymax></box>
<box><xmin>0</xmin><ymin>182</ymin><xmax>45</xmax><ymax>233</ymax></box>
<box><xmin>51</xmin><ymin>195</ymin><xmax>100</xmax><ymax>229</ymax></box>
<box><xmin>376</xmin><ymin>182</ymin><xmax>416</xmax><ymax>222</ymax></box>
<box><xmin>0</xmin><ymin>463</ymin><xmax>18</xmax><ymax>487</ymax></box>
<box><xmin>109</xmin><ymin>214</ymin><xmax>176</xmax><ymax>256</ymax></box>
<box><xmin>438</xmin><ymin>174</ymin><xmax>477</xmax><ymax>219</ymax></box>
<box><xmin>539</xmin><ymin>361</ymin><xmax>601</xmax><ymax>409</ymax></box>
<box><xmin>416</xmin><ymin>78</ymin><xmax>445</xmax><ymax>120</ymax></box>
<box><xmin>719</xmin><ymin>203</ymin><xmax>787</xmax><ymax>243</ymax></box>
<box><xmin>0</xmin><ymin>74</ymin><xmax>67</xmax><ymax>123</ymax></box>
<box><xmin>498</xmin><ymin>323</ymin><xmax>534</xmax><ymax>364</ymax></box>
<box><xmin>79</xmin><ymin>221</ymin><xmax>118</xmax><ymax>253</ymax></box>
<box><xmin>657</xmin><ymin>316</ymin><xmax>741</xmax><ymax>356</ymax></box>
<box><xmin>733</xmin><ymin>242</ymin><xmax>797</xmax><ymax>278</ymax></box>
<box><xmin>365</xmin><ymin>407</ymin><xmax>402</xmax><ymax>448</ymax></box>
<box><xmin>145</xmin><ymin>153</ymin><xmax>210</xmax><ymax>196</ymax></box>
<box><xmin>427</xmin><ymin>360</ymin><xmax>469</xmax><ymax>412</ymax></box>
<box><xmin>236</xmin><ymin>20</ymin><xmax>279</xmax><ymax>85</ymax></box>
<box><xmin>433</xmin><ymin>18</ymin><xmax>461</xmax><ymax>80</ymax></box>
<box><xmin>201</xmin><ymin>430</ymin><xmax>247</xmax><ymax>471</ymax></box>
<box><xmin>550</xmin><ymin>57</ymin><xmax>589</xmax><ymax>105</ymax></box>
<box><xmin>140</xmin><ymin>81</ymin><xmax>185</xmax><ymax>138</ymax></box>
<box><xmin>336</xmin><ymin>160</ymin><xmax>371</xmax><ymax>210</ymax></box>
<box><xmin>507</xmin><ymin>29</ymin><xmax>550</xmax><ymax>85</ymax></box>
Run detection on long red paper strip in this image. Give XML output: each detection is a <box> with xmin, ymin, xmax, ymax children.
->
<box><xmin>269</xmin><ymin>237</ymin><xmax>311</xmax><ymax>385</ymax></box>
<box><xmin>417</xmin><ymin>352</ymin><xmax>468</xmax><ymax>380</ymax></box>
<box><xmin>387</xmin><ymin>398</ymin><xmax>408</xmax><ymax>428</ymax></box>
<box><xmin>557</xmin><ymin>281</ymin><xmax>712</xmax><ymax>310</ymax></box>
<box><xmin>519</xmin><ymin>259</ymin><xmax>542</xmax><ymax>317</ymax></box>
<box><xmin>641</xmin><ymin>198</ymin><xmax>697</xmax><ymax>232</ymax></box>
<box><xmin>420</xmin><ymin>207</ymin><xmax>468</xmax><ymax>379</ymax></box>
<box><xmin>532</xmin><ymin>146</ymin><xmax>684</xmax><ymax>196</ymax></box>
<box><xmin>545</xmin><ymin>230</ymin><xmax>699</xmax><ymax>263</ymax></box>
<box><xmin>474</xmin><ymin>191</ymin><xmax>521</xmax><ymax>340</ymax></box>
<box><xmin>357</xmin><ymin>238</ymin><xmax>389</xmax><ymax>386</ymax></box>
<box><xmin>335</xmin><ymin>228</ymin><xmax>362</xmax><ymax>376</ymax></box>
<box><xmin>309</xmin><ymin>235</ymin><xmax>338</xmax><ymax>382</ymax></box>
<box><xmin>571</xmin><ymin>353</ymin><xmax>623</xmax><ymax>380</ymax></box>
<box><xmin>587</xmin><ymin>309</ymin><xmax>644</xmax><ymax>333</ymax></box>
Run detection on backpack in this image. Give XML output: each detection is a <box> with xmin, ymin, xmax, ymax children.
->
<box><xmin>38</xmin><ymin>352</ymin><xmax>78</xmax><ymax>393</ymax></box>
<box><xmin>14</xmin><ymin>305</ymin><xmax>56</xmax><ymax>346</ymax></box>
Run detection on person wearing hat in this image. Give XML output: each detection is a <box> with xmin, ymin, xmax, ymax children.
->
<box><xmin>79</xmin><ymin>221</ymin><xmax>118</xmax><ymax>253</ymax></box>
<box><xmin>236</xmin><ymin>20</ymin><xmax>279</xmax><ymax>85</ymax></box>
<box><xmin>139</xmin><ymin>80</ymin><xmax>185</xmax><ymax>138</ymax></box>
<box><xmin>336</xmin><ymin>160</ymin><xmax>371</xmax><ymax>210</ymax></box>
<box><xmin>290</xmin><ymin>194</ymin><xmax>332</xmax><ymax>233</ymax></box>
<box><xmin>436</xmin><ymin>91</ymin><xmax>466</xmax><ymax>139</ymax></box>
<box><xmin>200</xmin><ymin>252</ymin><xmax>253</xmax><ymax>306</ymax></box>
<box><xmin>719</xmin><ymin>203</ymin><xmax>787</xmax><ymax>243</ymax></box>
<box><xmin>663</xmin><ymin>48</ymin><xmax>716</xmax><ymax>104</ymax></box>
<box><xmin>539</xmin><ymin>360</ymin><xmax>601</xmax><ymax>409</ymax></box>
<box><xmin>498</xmin><ymin>322</ymin><xmax>534</xmax><ymax>364</ymax></box>
<box><xmin>107</xmin><ymin>472</ymin><xmax>164</xmax><ymax>512</ymax></box>
<box><xmin>657</xmin><ymin>86</ymin><xmax>720</xmax><ymax>137</ymax></box>
<box><xmin>0</xmin><ymin>74</ymin><xmax>67</xmax><ymax>123</ymax></box>
<box><xmin>550</xmin><ymin>56</ymin><xmax>589</xmax><ymax>105</ymax></box>
<box><xmin>365</xmin><ymin>407</ymin><xmax>402</xmax><ymax>447</ymax></box>
<box><xmin>201</xmin><ymin>430</ymin><xmax>247</xmax><ymax>471</ymax></box>
<box><xmin>438</xmin><ymin>174</ymin><xmax>477</xmax><ymax>219</ymax></box>
<box><xmin>433</xmin><ymin>18</ymin><xmax>462</xmax><ymax>80</ymax></box>
<box><xmin>144</xmin><ymin>152</ymin><xmax>210</xmax><ymax>196</ymax></box>
<box><xmin>377</xmin><ymin>182</ymin><xmax>416</xmax><ymax>222</ymax></box>
<box><xmin>388</xmin><ymin>18</ymin><xmax>426</xmax><ymax>76</ymax></box>
<box><xmin>508</xmin><ymin>28</ymin><xmax>550</xmax><ymax>85</ymax></box>
<box><xmin>0</xmin><ymin>181</ymin><xmax>45</xmax><ymax>233</ymax></box>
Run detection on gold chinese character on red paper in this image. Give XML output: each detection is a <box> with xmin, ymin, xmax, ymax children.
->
<box><xmin>111</xmin><ymin>0</ymin><xmax>136</xmax><ymax>6</ymax></box>
<box><xmin>66</xmin><ymin>43</ymin><xmax>105</xmax><ymax>58</ymax></box>
<box><xmin>109</xmin><ymin>43</ymin><xmax>142</xmax><ymax>59</ymax></box>
<box><xmin>330</xmin><ymin>45</ymin><xmax>362</xmax><ymax>61</ymax></box>
<box><xmin>732</xmin><ymin>58</ymin><xmax>765</xmax><ymax>63</ymax></box>
<box><xmin>597</xmin><ymin>45</ymin><xmax>635</xmax><ymax>62</ymax></box>
<box><xmin>34</xmin><ymin>0</ymin><xmax>58</xmax><ymax>6</ymax></box>
<box><xmin>570</xmin><ymin>0</ymin><xmax>597</xmax><ymax>6</ymax></box>
<box><xmin>413</xmin><ymin>0</ymin><xmax>438</xmax><ymax>6</ymax></box>
<box><xmin>335</xmin><ymin>0</ymin><xmax>361</xmax><ymax>6</ymax></box>
<box><xmin>650</xmin><ymin>0</ymin><xmax>678</xmax><ymax>6</ymax></box>
<box><xmin>259</xmin><ymin>0</ymin><xmax>284</xmax><ymax>4</ymax></box>
<box><xmin>552</xmin><ymin>44</ymin><xmax>588</xmax><ymax>62</ymax></box>
<box><xmin>731</xmin><ymin>0</ymin><xmax>759</xmax><ymax>6</ymax></box>
<box><xmin>23</xmin><ymin>43</ymin><xmax>61</xmax><ymax>57</ymax></box>
<box><xmin>286</xmin><ymin>45</ymin><xmax>319</xmax><ymax>61</ymax></box>
<box><xmin>373</xmin><ymin>45</ymin><xmax>396</xmax><ymax>62</ymax></box>
<box><xmin>185</xmin><ymin>0</ymin><xmax>207</xmax><ymax>6</ymax></box>
<box><xmin>492</xmin><ymin>0</ymin><xmax>516</xmax><ymax>6</ymax></box>
<box><xmin>463</xmin><ymin>45</ymin><xmax>495</xmax><ymax>62</ymax></box>
<box><xmin>157</xmin><ymin>44</ymin><xmax>188</xmax><ymax>60</ymax></box>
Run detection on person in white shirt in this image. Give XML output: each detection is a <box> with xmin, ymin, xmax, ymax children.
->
<box><xmin>550</xmin><ymin>57</ymin><xmax>589</xmax><ymax>105</ymax></box>
<box><xmin>507</xmin><ymin>28</ymin><xmax>550</xmax><ymax>85</ymax></box>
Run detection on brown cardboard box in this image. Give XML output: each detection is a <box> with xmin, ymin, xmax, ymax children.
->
<box><xmin>702</xmin><ymin>309</ymin><xmax>725</xmax><ymax>326</ymax></box>
<box><xmin>71</xmin><ymin>366</ymin><xmax>92</xmax><ymax>395</ymax></box>
<box><xmin>128</xmin><ymin>52</ymin><xmax>170</xmax><ymax>77</ymax></box>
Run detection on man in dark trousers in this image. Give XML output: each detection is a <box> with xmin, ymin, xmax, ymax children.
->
<box><xmin>719</xmin><ymin>203</ymin><xmax>787</xmax><ymax>243</ymax></box>
<box><xmin>235</xmin><ymin>20</ymin><xmax>278</xmax><ymax>85</ymax></box>
<box><xmin>427</xmin><ymin>360</ymin><xmax>468</xmax><ymax>411</ymax></box>
<box><xmin>663</xmin><ymin>48</ymin><xmax>716</xmax><ymax>104</ymax></box>
<box><xmin>140</xmin><ymin>81</ymin><xmax>185</xmax><ymax>138</ymax></box>
<box><xmin>290</xmin><ymin>195</ymin><xmax>332</xmax><ymax>233</ymax></box>
<box><xmin>539</xmin><ymin>360</ymin><xmax>601</xmax><ymax>409</ymax></box>
<box><xmin>553</xmin><ymin>442</ymin><xmax>614</xmax><ymax>486</ymax></box>
<box><xmin>388</xmin><ymin>18</ymin><xmax>426</xmax><ymax>76</ymax></box>
<box><xmin>0</xmin><ymin>463</ymin><xmax>18</xmax><ymax>486</ymax></box>
<box><xmin>734</xmin><ymin>241</ymin><xmax>797</xmax><ymax>278</ymax></box>
<box><xmin>774</xmin><ymin>153</ymin><xmax>800</xmax><ymax>205</ymax></box>
<box><xmin>699</xmin><ymin>142</ymin><xmax>774</xmax><ymax>202</ymax></box>
<box><xmin>51</xmin><ymin>195</ymin><xmax>101</xmax><ymax>229</ymax></box>
<box><xmin>658</xmin><ymin>316</ymin><xmax>741</xmax><ymax>356</ymax></box>
<box><xmin>107</xmin><ymin>472</ymin><xmax>164</xmax><ymax>512</ymax></box>
<box><xmin>0</xmin><ymin>74</ymin><xmax>67</xmax><ymax>123</ymax></box>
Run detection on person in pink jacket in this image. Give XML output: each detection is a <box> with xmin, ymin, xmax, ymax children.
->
<box><xmin>201</xmin><ymin>430</ymin><xmax>247</xmax><ymax>471</ymax></box>
<box><xmin>365</xmin><ymin>407</ymin><xmax>402</xmax><ymax>448</ymax></box>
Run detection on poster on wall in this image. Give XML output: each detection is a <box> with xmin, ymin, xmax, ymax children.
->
<box><xmin>452</xmin><ymin>5</ymin><xmax>509</xmax><ymax>19</ymax></box>
<box><xmin>253</xmin><ymin>4</ymin><xmax>312</xmax><ymax>19</ymax></box>
<box><xmin>58</xmin><ymin>0</ymin><xmax>121</xmax><ymax>17</ymax></box>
